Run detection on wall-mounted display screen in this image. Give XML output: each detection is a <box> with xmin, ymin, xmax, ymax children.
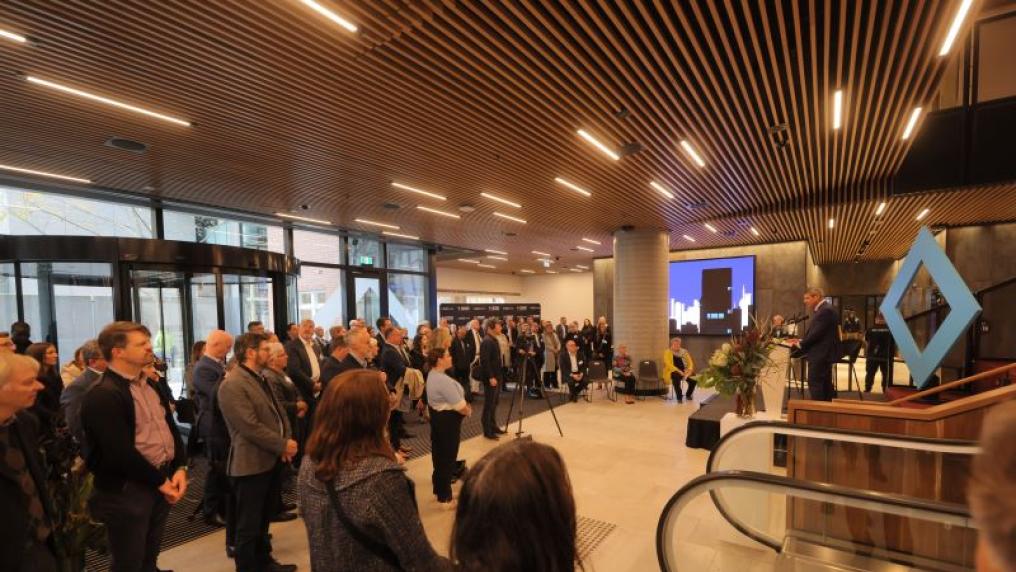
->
<box><xmin>669</xmin><ymin>255</ymin><xmax>755</xmax><ymax>335</ymax></box>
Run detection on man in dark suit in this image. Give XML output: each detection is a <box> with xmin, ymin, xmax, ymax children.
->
<box><xmin>556</xmin><ymin>317</ymin><xmax>568</xmax><ymax>346</ymax></box>
<box><xmin>284</xmin><ymin>319</ymin><xmax>321</xmax><ymax>410</ymax></box>
<box><xmin>450</xmin><ymin>326</ymin><xmax>472</xmax><ymax>402</ymax></box>
<box><xmin>379</xmin><ymin>327</ymin><xmax>411</xmax><ymax>452</ymax></box>
<box><xmin>336</xmin><ymin>327</ymin><xmax>372</xmax><ymax>373</ymax></box>
<box><xmin>477</xmin><ymin>319</ymin><xmax>506</xmax><ymax>440</ymax></box>
<box><xmin>559</xmin><ymin>339</ymin><xmax>589</xmax><ymax>403</ymax></box>
<box><xmin>192</xmin><ymin>330</ymin><xmax>233</xmax><ymax>527</ymax></box>
<box><xmin>60</xmin><ymin>339</ymin><xmax>107</xmax><ymax>450</ymax></box>
<box><xmin>318</xmin><ymin>335</ymin><xmax>349</xmax><ymax>393</ymax></box>
<box><xmin>374</xmin><ymin>317</ymin><xmax>391</xmax><ymax>349</ymax></box>
<box><xmin>794</xmin><ymin>287</ymin><xmax>840</xmax><ymax>401</ymax></box>
<box><xmin>82</xmin><ymin>322</ymin><xmax>188</xmax><ymax>572</ymax></box>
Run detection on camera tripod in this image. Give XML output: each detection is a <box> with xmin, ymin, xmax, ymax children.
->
<box><xmin>502</xmin><ymin>352</ymin><xmax>563</xmax><ymax>438</ymax></box>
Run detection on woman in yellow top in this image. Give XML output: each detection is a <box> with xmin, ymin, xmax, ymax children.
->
<box><xmin>661</xmin><ymin>337</ymin><xmax>696</xmax><ymax>403</ymax></box>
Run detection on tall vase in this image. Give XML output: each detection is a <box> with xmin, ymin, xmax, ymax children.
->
<box><xmin>735</xmin><ymin>381</ymin><xmax>757</xmax><ymax>419</ymax></box>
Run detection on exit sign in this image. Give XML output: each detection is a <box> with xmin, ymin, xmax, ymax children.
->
<box><xmin>358</xmin><ymin>256</ymin><xmax>374</xmax><ymax>266</ymax></box>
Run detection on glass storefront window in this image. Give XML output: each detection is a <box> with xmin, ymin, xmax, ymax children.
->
<box><xmin>1</xmin><ymin>263</ymin><xmax>16</xmax><ymax>330</ymax></box>
<box><xmin>131</xmin><ymin>270</ymin><xmax>187</xmax><ymax>396</ymax></box>
<box><xmin>223</xmin><ymin>274</ymin><xmax>275</xmax><ymax>335</ymax></box>
<box><xmin>387</xmin><ymin>243</ymin><xmax>427</xmax><ymax>272</ymax></box>
<box><xmin>190</xmin><ymin>274</ymin><xmax>219</xmax><ymax>343</ymax></box>
<box><xmin>164</xmin><ymin>210</ymin><xmax>284</xmax><ymax>253</ymax></box>
<box><xmin>298</xmin><ymin>266</ymin><xmax>343</xmax><ymax>328</ymax></box>
<box><xmin>348</xmin><ymin>237</ymin><xmax>382</xmax><ymax>268</ymax></box>
<box><xmin>0</xmin><ymin>187</ymin><xmax>153</xmax><ymax>238</ymax></box>
<box><xmin>388</xmin><ymin>273</ymin><xmax>427</xmax><ymax>331</ymax></box>
<box><xmin>19</xmin><ymin>262</ymin><xmax>115</xmax><ymax>357</ymax></box>
<box><xmin>294</xmin><ymin>229</ymin><xmax>343</xmax><ymax>264</ymax></box>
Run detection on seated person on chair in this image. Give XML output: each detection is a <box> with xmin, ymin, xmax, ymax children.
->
<box><xmin>558</xmin><ymin>340</ymin><xmax>589</xmax><ymax>403</ymax></box>
<box><xmin>662</xmin><ymin>337</ymin><xmax>696</xmax><ymax>403</ymax></box>
<box><xmin>612</xmin><ymin>344</ymin><xmax>636</xmax><ymax>405</ymax></box>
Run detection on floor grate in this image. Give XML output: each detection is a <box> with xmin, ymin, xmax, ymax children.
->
<box><xmin>577</xmin><ymin>515</ymin><xmax>617</xmax><ymax>560</ymax></box>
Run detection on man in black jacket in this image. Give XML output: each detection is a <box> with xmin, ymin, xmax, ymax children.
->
<box><xmin>0</xmin><ymin>353</ymin><xmax>59</xmax><ymax>572</ymax></box>
<box><xmin>336</xmin><ymin>327</ymin><xmax>372</xmax><ymax>373</ymax></box>
<box><xmin>379</xmin><ymin>327</ymin><xmax>411</xmax><ymax>452</ymax></box>
<box><xmin>193</xmin><ymin>329</ymin><xmax>232</xmax><ymax>527</ymax></box>
<box><xmin>284</xmin><ymin>319</ymin><xmax>321</xmax><ymax>411</ymax></box>
<box><xmin>318</xmin><ymin>335</ymin><xmax>349</xmax><ymax>393</ymax></box>
<box><xmin>794</xmin><ymin>288</ymin><xmax>840</xmax><ymax>401</ymax></box>
<box><xmin>559</xmin><ymin>339</ymin><xmax>589</xmax><ymax>403</ymax></box>
<box><xmin>477</xmin><ymin>319</ymin><xmax>506</xmax><ymax>440</ymax></box>
<box><xmin>450</xmin><ymin>326</ymin><xmax>472</xmax><ymax>402</ymax></box>
<box><xmin>82</xmin><ymin>321</ymin><xmax>187</xmax><ymax>572</ymax></box>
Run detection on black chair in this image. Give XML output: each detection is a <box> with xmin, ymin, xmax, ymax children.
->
<box><xmin>636</xmin><ymin>359</ymin><xmax>661</xmax><ymax>401</ymax></box>
<box><xmin>835</xmin><ymin>339</ymin><xmax>864</xmax><ymax>398</ymax></box>
<box><xmin>586</xmin><ymin>360</ymin><xmax>612</xmax><ymax>402</ymax></box>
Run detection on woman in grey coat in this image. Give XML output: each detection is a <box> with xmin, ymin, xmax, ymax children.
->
<box><xmin>541</xmin><ymin>321</ymin><xmax>561</xmax><ymax>390</ymax></box>
<box><xmin>298</xmin><ymin>369</ymin><xmax>450</xmax><ymax>572</ymax></box>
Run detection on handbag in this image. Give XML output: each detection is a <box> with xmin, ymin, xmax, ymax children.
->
<box><xmin>324</xmin><ymin>476</ymin><xmax>402</xmax><ymax>568</ymax></box>
<box><xmin>175</xmin><ymin>397</ymin><xmax>197</xmax><ymax>424</ymax></box>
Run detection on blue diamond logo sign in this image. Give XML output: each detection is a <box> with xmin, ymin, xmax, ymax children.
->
<box><xmin>880</xmin><ymin>227</ymin><xmax>981</xmax><ymax>388</ymax></box>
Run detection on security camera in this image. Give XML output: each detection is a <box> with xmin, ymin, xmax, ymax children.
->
<box><xmin>299</xmin><ymin>204</ymin><xmax>309</xmax><ymax>210</ymax></box>
<box><xmin>555</xmin><ymin>256</ymin><xmax>560</xmax><ymax>261</ymax></box>
<box><xmin>351</xmin><ymin>238</ymin><xmax>360</xmax><ymax>246</ymax></box>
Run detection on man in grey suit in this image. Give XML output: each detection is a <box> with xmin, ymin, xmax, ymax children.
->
<box><xmin>193</xmin><ymin>330</ymin><xmax>233</xmax><ymax>527</ymax></box>
<box><xmin>59</xmin><ymin>339</ymin><xmax>107</xmax><ymax>450</ymax></box>
<box><xmin>218</xmin><ymin>332</ymin><xmax>298</xmax><ymax>572</ymax></box>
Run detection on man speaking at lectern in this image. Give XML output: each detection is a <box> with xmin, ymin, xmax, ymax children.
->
<box><xmin>794</xmin><ymin>287</ymin><xmax>839</xmax><ymax>401</ymax></box>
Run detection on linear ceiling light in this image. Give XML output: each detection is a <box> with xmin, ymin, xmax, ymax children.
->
<box><xmin>532</xmin><ymin>250</ymin><xmax>551</xmax><ymax>257</ymax></box>
<box><xmin>0</xmin><ymin>163</ymin><xmax>91</xmax><ymax>184</ymax></box>
<box><xmin>649</xmin><ymin>180</ymin><xmax>675</xmax><ymax>199</ymax></box>
<box><xmin>901</xmin><ymin>107</ymin><xmax>923</xmax><ymax>140</ymax></box>
<box><xmin>480</xmin><ymin>192</ymin><xmax>521</xmax><ymax>208</ymax></box>
<box><xmin>25</xmin><ymin>76</ymin><xmax>191</xmax><ymax>127</ymax></box>
<box><xmin>576</xmin><ymin>246</ymin><xmax>594</xmax><ymax>252</ymax></box>
<box><xmin>683</xmin><ymin>234</ymin><xmax>696</xmax><ymax>242</ymax></box>
<box><xmin>750</xmin><ymin>227</ymin><xmax>760</xmax><ymax>237</ymax></box>
<box><xmin>392</xmin><ymin>182</ymin><xmax>445</xmax><ymax>201</ymax></box>
<box><xmin>519</xmin><ymin>269</ymin><xmax>535</xmax><ymax>274</ymax></box>
<box><xmin>477</xmin><ymin>263</ymin><xmax>497</xmax><ymax>269</ymax></box>
<box><xmin>484</xmin><ymin>248</ymin><xmax>507</xmax><ymax>255</ymax></box>
<box><xmin>458</xmin><ymin>258</ymin><xmax>481</xmax><ymax>264</ymax></box>
<box><xmin>679</xmin><ymin>140</ymin><xmax>706</xmax><ymax>168</ymax></box>
<box><xmin>576</xmin><ymin>129</ymin><xmax>620</xmax><ymax>161</ymax></box>
<box><xmin>575</xmin><ymin>264</ymin><xmax>589</xmax><ymax>270</ymax></box>
<box><xmin>916</xmin><ymin>208</ymin><xmax>930</xmax><ymax>221</ymax></box>
<box><xmin>939</xmin><ymin>0</ymin><xmax>974</xmax><ymax>56</ymax></box>
<box><xmin>493</xmin><ymin>211</ymin><xmax>526</xmax><ymax>224</ymax></box>
<box><xmin>828</xmin><ymin>218</ymin><xmax>836</xmax><ymax>229</ymax></box>
<box><xmin>554</xmin><ymin>177</ymin><xmax>591</xmax><ymax>197</ymax></box>
<box><xmin>704</xmin><ymin>223</ymin><xmax>718</xmax><ymax>233</ymax></box>
<box><xmin>875</xmin><ymin>202</ymin><xmax>887</xmax><ymax>216</ymax></box>
<box><xmin>832</xmin><ymin>90</ymin><xmax>844</xmax><ymax>130</ymax></box>
<box><xmin>355</xmin><ymin>217</ymin><xmax>399</xmax><ymax>230</ymax></box>
<box><xmin>300</xmin><ymin>0</ymin><xmax>358</xmax><ymax>32</ymax></box>
<box><xmin>546</xmin><ymin>270</ymin><xmax>558</xmax><ymax>274</ymax></box>
<box><xmin>581</xmin><ymin>238</ymin><xmax>601</xmax><ymax>245</ymax></box>
<box><xmin>276</xmin><ymin>212</ymin><xmax>332</xmax><ymax>225</ymax></box>
<box><xmin>416</xmin><ymin>205</ymin><xmax>460</xmax><ymax>219</ymax></box>
<box><xmin>569</xmin><ymin>268</ymin><xmax>583</xmax><ymax>273</ymax></box>
<box><xmin>0</xmin><ymin>28</ymin><xmax>28</xmax><ymax>43</ymax></box>
<box><xmin>382</xmin><ymin>231</ymin><xmax>419</xmax><ymax>240</ymax></box>
<box><xmin>486</xmin><ymin>255</ymin><xmax>508</xmax><ymax>261</ymax></box>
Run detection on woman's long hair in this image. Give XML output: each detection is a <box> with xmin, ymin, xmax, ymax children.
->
<box><xmin>306</xmin><ymin>369</ymin><xmax>396</xmax><ymax>481</ymax></box>
<box><xmin>26</xmin><ymin>342</ymin><xmax>56</xmax><ymax>375</ymax></box>
<box><xmin>451</xmin><ymin>440</ymin><xmax>581</xmax><ymax>572</ymax></box>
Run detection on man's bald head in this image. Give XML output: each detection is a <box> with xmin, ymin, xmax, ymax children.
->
<box><xmin>205</xmin><ymin>330</ymin><xmax>233</xmax><ymax>360</ymax></box>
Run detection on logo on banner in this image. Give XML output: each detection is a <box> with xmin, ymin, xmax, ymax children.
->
<box><xmin>879</xmin><ymin>227</ymin><xmax>981</xmax><ymax>388</ymax></box>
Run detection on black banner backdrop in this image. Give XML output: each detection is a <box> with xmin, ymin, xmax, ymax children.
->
<box><xmin>439</xmin><ymin>303</ymin><xmax>542</xmax><ymax>327</ymax></box>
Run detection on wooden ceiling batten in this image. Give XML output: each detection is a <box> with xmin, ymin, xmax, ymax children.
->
<box><xmin>0</xmin><ymin>0</ymin><xmax>1010</xmax><ymax>272</ymax></box>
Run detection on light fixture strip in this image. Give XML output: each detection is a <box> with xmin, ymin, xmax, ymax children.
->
<box><xmin>679</xmin><ymin>140</ymin><xmax>706</xmax><ymax>168</ymax></box>
<box><xmin>875</xmin><ymin>202</ymin><xmax>887</xmax><ymax>216</ymax></box>
<box><xmin>484</xmin><ymin>248</ymin><xmax>507</xmax><ymax>255</ymax></box>
<box><xmin>750</xmin><ymin>227</ymin><xmax>760</xmax><ymax>237</ymax></box>
<box><xmin>576</xmin><ymin>129</ymin><xmax>620</xmax><ymax>161</ymax></box>
<box><xmin>916</xmin><ymin>208</ymin><xmax>930</xmax><ymax>221</ymax></box>
<box><xmin>575</xmin><ymin>264</ymin><xmax>589</xmax><ymax>269</ymax></box>
<box><xmin>704</xmin><ymin>223</ymin><xmax>718</xmax><ymax>233</ymax></box>
<box><xmin>832</xmin><ymin>90</ymin><xmax>843</xmax><ymax>130</ymax></box>
<box><xmin>476</xmin><ymin>263</ymin><xmax>497</xmax><ymax>269</ymax></box>
<box><xmin>416</xmin><ymin>205</ymin><xmax>460</xmax><ymax>219</ymax></box>
<box><xmin>532</xmin><ymin>250</ymin><xmax>551</xmax><ymax>257</ymax></box>
<box><xmin>0</xmin><ymin>163</ymin><xmax>91</xmax><ymax>184</ymax></box>
<box><xmin>939</xmin><ymin>0</ymin><xmax>974</xmax><ymax>56</ymax></box>
<box><xmin>581</xmin><ymin>238</ymin><xmax>601</xmax><ymax>245</ymax></box>
<box><xmin>486</xmin><ymin>255</ymin><xmax>508</xmax><ymax>261</ymax></box>
<box><xmin>576</xmin><ymin>246</ymin><xmax>594</xmax><ymax>252</ymax></box>
<box><xmin>0</xmin><ymin>28</ymin><xmax>28</xmax><ymax>43</ymax></box>
<box><xmin>479</xmin><ymin>192</ymin><xmax>521</xmax><ymax>208</ymax></box>
<box><xmin>828</xmin><ymin>218</ymin><xmax>836</xmax><ymax>229</ymax></box>
<box><xmin>519</xmin><ymin>269</ymin><xmax>535</xmax><ymax>274</ymax></box>
<box><xmin>545</xmin><ymin>270</ymin><xmax>558</xmax><ymax>274</ymax></box>
<box><xmin>26</xmin><ymin>76</ymin><xmax>191</xmax><ymax>127</ymax></box>
<box><xmin>300</xmin><ymin>0</ymin><xmax>358</xmax><ymax>32</ymax></box>
<box><xmin>276</xmin><ymin>212</ymin><xmax>332</xmax><ymax>225</ymax></box>
<box><xmin>392</xmin><ymin>182</ymin><xmax>446</xmax><ymax>201</ymax></box>
<box><xmin>458</xmin><ymin>258</ymin><xmax>481</xmax><ymax>264</ymax></box>
<box><xmin>553</xmin><ymin>177</ymin><xmax>591</xmax><ymax>197</ymax></box>
<box><xmin>683</xmin><ymin>234</ymin><xmax>696</xmax><ymax>242</ymax></box>
<box><xmin>382</xmin><ymin>231</ymin><xmax>419</xmax><ymax>240</ymax></box>
<box><xmin>569</xmin><ymin>268</ymin><xmax>583</xmax><ymax>273</ymax></box>
<box><xmin>354</xmin><ymin>218</ymin><xmax>400</xmax><ymax>230</ymax></box>
<box><xmin>493</xmin><ymin>211</ymin><xmax>527</xmax><ymax>224</ymax></box>
<box><xmin>649</xmin><ymin>180</ymin><xmax>675</xmax><ymax>199</ymax></box>
<box><xmin>901</xmin><ymin>107</ymin><xmax>923</xmax><ymax>140</ymax></box>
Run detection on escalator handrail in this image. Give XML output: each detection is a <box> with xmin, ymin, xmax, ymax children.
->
<box><xmin>656</xmin><ymin>470</ymin><xmax>972</xmax><ymax>572</ymax></box>
<box><xmin>708</xmin><ymin>421</ymin><xmax>979</xmax><ymax>474</ymax></box>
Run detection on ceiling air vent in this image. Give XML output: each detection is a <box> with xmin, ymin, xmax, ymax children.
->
<box><xmin>105</xmin><ymin>137</ymin><xmax>148</xmax><ymax>154</ymax></box>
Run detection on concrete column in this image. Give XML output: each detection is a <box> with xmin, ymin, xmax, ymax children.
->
<box><xmin>612</xmin><ymin>228</ymin><xmax>669</xmax><ymax>392</ymax></box>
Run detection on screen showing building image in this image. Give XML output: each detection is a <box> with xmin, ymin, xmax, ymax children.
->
<box><xmin>669</xmin><ymin>256</ymin><xmax>755</xmax><ymax>335</ymax></box>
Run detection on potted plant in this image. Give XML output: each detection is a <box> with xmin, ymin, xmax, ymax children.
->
<box><xmin>698</xmin><ymin>316</ymin><xmax>777</xmax><ymax>418</ymax></box>
<box><xmin>41</xmin><ymin>428</ymin><xmax>107</xmax><ymax>572</ymax></box>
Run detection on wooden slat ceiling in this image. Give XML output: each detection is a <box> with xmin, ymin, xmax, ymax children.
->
<box><xmin>0</xmin><ymin>0</ymin><xmax>1012</xmax><ymax>273</ymax></box>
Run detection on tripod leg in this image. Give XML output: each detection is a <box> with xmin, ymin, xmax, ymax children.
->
<box><xmin>542</xmin><ymin>385</ymin><xmax>564</xmax><ymax>437</ymax></box>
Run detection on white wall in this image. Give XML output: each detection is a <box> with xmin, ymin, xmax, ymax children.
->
<box><xmin>436</xmin><ymin>266</ymin><xmax>595</xmax><ymax>321</ymax></box>
<box><xmin>436</xmin><ymin>267</ymin><xmax>523</xmax><ymax>298</ymax></box>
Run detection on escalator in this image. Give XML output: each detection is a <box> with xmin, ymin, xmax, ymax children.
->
<box><xmin>657</xmin><ymin>422</ymin><xmax>981</xmax><ymax>571</ymax></box>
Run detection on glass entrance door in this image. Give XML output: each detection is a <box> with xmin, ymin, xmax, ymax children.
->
<box><xmin>131</xmin><ymin>270</ymin><xmax>188</xmax><ymax>397</ymax></box>
<box><xmin>352</xmin><ymin>275</ymin><xmax>382</xmax><ymax>326</ymax></box>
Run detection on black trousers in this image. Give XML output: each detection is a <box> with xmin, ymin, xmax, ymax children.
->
<box><xmin>232</xmin><ymin>463</ymin><xmax>283</xmax><ymax>572</ymax></box>
<box><xmin>429</xmin><ymin>408</ymin><xmax>464</xmax><ymax>501</ymax></box>
<box><xmin>865</xmin><ymin>357</ymin><xmax>890</xmax><ymax>392</ymax></box>
<box><xmin>807</xmin><ymin>359</ymin><xmax>835</xmax><ymax>401</ymax></box>
<box><xmin>481</xmin><ymin>379</ymin><xmax>501</xmax><ymax>436</ymax></box>
<box><xmin>203</xmin><ymin>461</ymin><xmax>230</xmax><ymax>519</ymax></box>
<box><xmin>543</xmin><ymin>370</ymin><xmax>559</xmax><ymax>389</ymax></box>
<box><xmin>567</xmin><ymin>373</ymin><xmax>589</xmax><ymax>401</ymax></box>
<box><xmin>388</xmin><ymin>410</ymin><xmax>404</xmax><ymax>449</ymax></box>
<box><xmin>618</xmin><ymin>373</ymin><xmax>636</xmax><ymax>395</ymax></box>
<box><xmin>454</xmin><ymin>369</ymin><xmax>473</xmax><ymax>403</ymax></box>
<box><xmin>89</xmin><ymin>481</ymin><xmax>171</xmax><ymax>572</ymax></box>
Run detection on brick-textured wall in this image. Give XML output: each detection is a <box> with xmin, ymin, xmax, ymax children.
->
<box><xmin>612</xmin><ymin>229</ymin><xmax>670</xmax><ymax>387</ymax></box>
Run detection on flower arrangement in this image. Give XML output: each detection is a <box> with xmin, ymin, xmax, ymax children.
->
<box><xmin>698</xmin><ymin>316</ymin><xmax>777</xmax><ymax>418</ymax></box>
